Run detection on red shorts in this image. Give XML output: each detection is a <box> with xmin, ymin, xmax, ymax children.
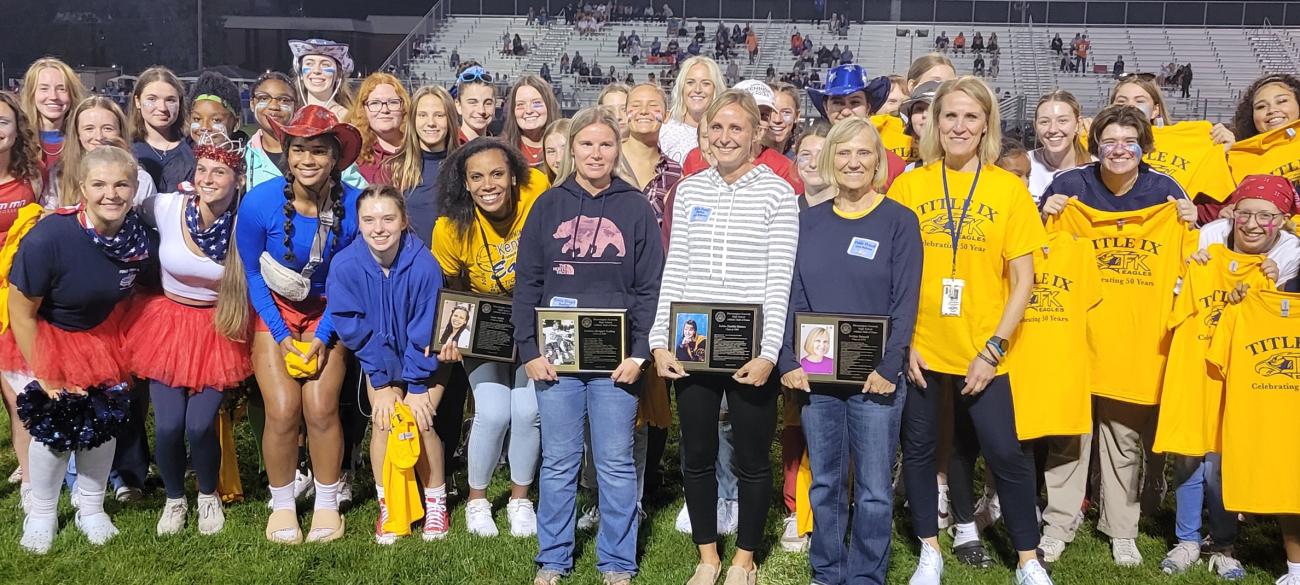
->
<box><xmin>255</xmin><ymin>293</ymin><xmax>327</xmax><ymax>338</ymax></box>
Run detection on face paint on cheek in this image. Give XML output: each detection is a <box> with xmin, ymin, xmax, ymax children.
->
<box><xmin>254</xmin><ymin>102</ymin><xmax>269</xmax><ymax>112</ymax></box>
<box><xmin>322</xmin><ymin>67</ymin><xmax>336</xmax><ymax>77</ymax></box>
<box><xmin>212</xmin><ymin>122</ymin><xmax>227</xmax><ymax>135</ymax></box>
<box><xmin>1127</xmin><ymin>143</ymin><xmax>1142</xmax><ymax>158</ymax></box>
<box><xmin>189</xmin><ymin>121</ymin><xmax>202</xmax><ymax>134</ymax></box>
<box><xmin>301</xmin><ymin>66</ymin><xmax>313</xmax><ymax>77</ymax></box>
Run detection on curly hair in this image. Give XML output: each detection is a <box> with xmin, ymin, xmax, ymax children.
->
<box><xmin>436</xmin><ymin>137</ymin><xmax>532</xmax><ymax>241</ymax></box>
<box><xmin>187</xmin><ymin>70</ymin><xmax>243</xmax><ymax>121</ymax></box>
<box><xmin>129</xmin><ymin>66</ymin><xmax>187</xmax><ymax>142</ymax></box>
<box><xmin>1232</xmin><ymin>74</ymin><xmax>1300</xmax><ymax>140</ymax></box>
<box><xmin>0</xmin><ymin>92</ymin><xmax>45</xmax><ymax>195</ymax></box>
<box><xmin>281</xmin><ymin>135</ymin><xmax>345</xmax><ymax>263</ymax></box>
<box><xmin>347</xmin><ymin>72</ymin><xmax>411</xmax><ymax>167</ymax></box>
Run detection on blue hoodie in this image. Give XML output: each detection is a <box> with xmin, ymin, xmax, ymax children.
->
<box><xmin>512</xmin><ymin>176</ymin><xmax>664</xmax><ymax>363</ymax></box>
<box><xmin>326</xmin><ymin>231</ymin><xmax>443</xmax><ymax>394</ymax></box>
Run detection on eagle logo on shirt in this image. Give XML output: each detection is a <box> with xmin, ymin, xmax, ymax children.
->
<box><xmin>921</xmin><ymin>214</ymin><xmax>987</xmax><ymax>241</ymax></box>
<box><xmin>1256</xmin><ymin>353</ymin><xmax>1300</xmax><ymax>379</ymax></box>
<box><xmin>1203</xmin><ymin>305</ymin><xmax>1225</xmax><ymax>328</ymax></box>
<box><xmin>1028</xmin><ymin>286</ymin><xmax>1064</xmax><ymax>312</ymax></box>
<box><xmin>1096</xmin><ymin>250</ymin><xmax>1152</xmax><ymax>276</ymax></box>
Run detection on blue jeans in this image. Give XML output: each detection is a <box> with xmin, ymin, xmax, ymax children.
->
<box><xmin>1172</xmin><ymin>454</ymin><xmax>1237</xmax><ymax>548</ymax></box>
<box><xmin>535</xmin><ymin>375</ymin><xmax>640</xmax><ymax>575</ymax></box>
<box><xmin>465</xmin><ymin>359</ymin><xmax>539</xmax><ymax>490</ymax></box>
<box><xmin>802</xmin><ymin>384</ymin><xmax>906</xmax><ymax>585</ymax></box>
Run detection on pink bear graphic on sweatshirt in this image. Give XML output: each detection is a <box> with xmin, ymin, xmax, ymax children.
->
<box><xmin>553</xmin><ymin>215</ymin><xmax>627</xmax><ymax>258</ymax></box>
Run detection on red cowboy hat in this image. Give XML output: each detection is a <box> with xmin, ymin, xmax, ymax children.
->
<box><xmin>268</xmin><ymin>104</ymin><xmax>363</xmax><ymax>170</ymax></box>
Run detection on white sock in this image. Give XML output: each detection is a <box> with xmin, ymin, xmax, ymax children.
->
<box><xmin>77</xmin><ymin>488</ymin><xmax>106</xmax><ymax>517</ymax></box>
<box><xmin>953</xmin><ymin>521</ymin><xmax>980</xmax><ymax>546</ymax></box>
<box><xmin>375</xmin><ymin>485</ymin><xmax>385</xmax><ymax>501</ymax></box>
<box><xmin>425</xmin><ymin>484</ymin><xmax>446</xmax><ymax>499</ymax></box>
<box><xmin>29</xmin><ymin>492</ymin><xmax>56</xmax><ymax>517</ymax></box>
<box><xmin>314</xmin><ymin>479</ymin><xmax>339</xmax><ymax>511</ymax></box>
<box><xmin>1288</xmin><ymin>560</ymin><xmax>1300</xmax><ymax>576</ymax></box>
<box><xmin>269</xmin><ymin>482</ymin><xmax>295</xmax><ymax>511</ymax></box>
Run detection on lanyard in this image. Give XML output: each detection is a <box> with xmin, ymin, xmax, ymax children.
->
<box><xmin>475</xmin><ymin>214</ymin><xmax>509</xmax><ymax>294</ymax></box>
<box><xmin>941</xmin><ymin>162</ymin><xmax>981</xmax><ymax>276</ymax></box>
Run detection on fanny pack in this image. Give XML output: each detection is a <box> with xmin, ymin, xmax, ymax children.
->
<box><xmin>259</xmin><ymin>205</ymin><xmax>335</xmax><ymax>302</ymax></box>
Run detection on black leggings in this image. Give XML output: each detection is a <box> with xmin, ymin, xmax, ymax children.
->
<box><xmin>676</xmin><ymin>373</ymin><xmax>777</xmax><ymax>551</ymax></box>
<box><xmin>901</xmin><ymin>372</ymin><xmax>1039</xmax><ymax>552</ymax></box>
<box><xmin>150</xmin><ymin>382</ymin><xmax>224</xmax><ymax>499</ymax></box>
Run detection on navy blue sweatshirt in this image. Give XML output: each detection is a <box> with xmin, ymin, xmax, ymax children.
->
<box><xmin>326</xmin><ymin>231</ymin><xmax>443</xmax><ymax>394</ymax></box>
<box><xmin>778</xmin><ymin>198</ymin><xmax>923</xmax><ymax>384</ymax></box>
<box><xmin>406</xmin><ymin>149</ymin><xmax>446</xmax><ymax>246</ymax></box>
<box><xmin>1042</xmin><ymin>161</ymin><xmax>1187</xmax><ymax>212</ymax></box>
<box><xmin>512</xmin><ymin>176</ymin><xmax>665</xmax><ymax>362</ymax></box>
<box><xmin>132</xmin><ymin>140</ymin><xmax>196</xmax><ymax>194</ymax></box>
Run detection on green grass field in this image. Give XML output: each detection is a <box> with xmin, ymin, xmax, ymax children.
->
<box><xmin>0</xmin><ymin>406</ymin><xmax>1289</xmax><ymax>585</ymax></box>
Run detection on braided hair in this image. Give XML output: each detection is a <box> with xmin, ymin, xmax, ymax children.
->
<box><xmin>281</xmin><ymin>134</ymin><xmax>347</xmax><ymax>263</ymax></box>
<box><xmin>281</xmin><ymin>172</ymin><xmax>297</xmax><ymax>262</ymax></box>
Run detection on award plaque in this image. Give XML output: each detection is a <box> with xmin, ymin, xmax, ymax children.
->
<box><xmin>668</xmin><ymin>303</ymin><xmax>762</xmax><ymax>373</ymax></box>
<box><xmin>535</xmin><ymin>308</ymin><xmax>627</xmax><ymax>373</ymax></box>
<box><xmin>794</xmin><ymin>312</ymin><xmax>889</xmax><ymax>385</ymax></box>
<box><xmin>433</xmin><ymin>289</ymin><xmax>517</xmax><ymax>362</ymax></box>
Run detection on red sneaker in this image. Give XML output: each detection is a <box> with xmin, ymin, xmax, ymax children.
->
<box><xmin>422</xmin><ymin>495</ymin><xmax>450</xmax><ymax>541</ymax></box>
<box><xmin>375</xmin><ymin>498</ymin><xmax>398</xmax><ymax>545</ymax></box>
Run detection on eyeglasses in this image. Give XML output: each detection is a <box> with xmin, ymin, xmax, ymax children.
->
<box><xmin>365</xmin><ymin>98</ymin><xmax>404</xmax><ymax>113</ymax></box>
<box><xmin>1233</xmin><ymin>210</ymin><xmax>1284</xmax><ymax>225</ymax></box>
<box><xmin>458</xmin><ymin>67</ymin><xmax>493</xmax><ymax>84</ymax></box>
<box><xmin>252</xmin><ymin>93</ymin><xmax>295</xmax><ymax>109</ymax></box>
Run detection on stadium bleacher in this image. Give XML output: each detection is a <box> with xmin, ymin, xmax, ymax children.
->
<box><xmin>396</xmin><ymin>15</ymin><xmax>1293</xmax><ymax>124</ymax></box>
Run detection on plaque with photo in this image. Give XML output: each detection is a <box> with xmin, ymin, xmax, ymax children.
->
<box><xmin>535</xmin><ymin>308</ymin><xmax>627</xmax><ymax>373</ymax></box>
<box><xmin>433</xmin><ymin>289</ymin><xmax>517</xmax><ymax>362</ymax></box>
<box><xmin>669</xmin><ymin>303</ymin><xmax>762</xmax><ymax>373</ymax></box>
<box><xmin>794</xmin><ymin>312</ymin><xmax>889</xmax><ymax>385</ymax></box>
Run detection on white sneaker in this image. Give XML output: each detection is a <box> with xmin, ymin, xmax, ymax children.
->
<box><xmin>909</xmin><ymin>541</ymin><xmax>943</xmax><ymax>585</ymax></box>
<box><xmin>293</xmin><ymin>468</ymin><xmax>314</xmax><ymax>501</ymax></box>
<box><xmin>1160</xmin><ymin>541</ymin><xmax>1200</xmax><ymax>574</ymax></box>
<box><xmin>464</xmin><ymin>498</ymin><xmax>498</xmax><ymax>537</ymax></box>
<box><xmin>974</xmin><ymin>491</ymin><xmax>1002</xmax><ymax>531</ymax></box>
<box><xmin>780</xmin><ymin>514</ymin><xmax>807</xmax><ymax>552</ymax></box>
<box><xmin>20</xmin><ymin>514</ymin><xmax>57</xmax><ymax>554</ymax></box>
<box><xmin>1038</xmin><ymin>535</ymin><xmax>1067</xmax><ymax>563</ymax></box>
<box><xmin>1275</xmin><ymin>574</ymin><xmax>1300</xmax><ymax>585</ymax></box>
<box><xmin>1015</xmin><ymin>559</ymin><xmax>1055</xmax><ymax>585</ymax></box>
<box><xmin>7</xmin><ymin>465</ymin><xmax>21</xmax><ymax>484</ymax></box>
<box><xmin>577</xmin><ymin>505</ymin><xmax>601</xmax><ymax>531</ymax></box>
<box><xmin>337</xmin><ymin>471</ymin><xmax>353</xmax><ymax>508</ymax></box>
<box><xmin>19</xmin><ymin>484</ymin><xmax>32</xmax><ymax>513</ymax></box>
<box><xmin>506</xmin><ymin>499</ymin><xmax>538</xmax><ymax>537</ymax></box>
<box><xmin>75</xmin><ymin>511</ymin><xmax>119</xmax><ymax>545</ymax></box>
<box><xmin>1208</xmin><ymin>552</ymin><xmax>1246</xmax><ymax>581</ymax></box>
<box><xmin>196</xmin><ymin>494</ymin><xmax>225</xmax><ymax>535</ymax></box>
<box><xmin>156</xmin><ymin>497</ymin><xmax>188</xmax><ymax>535</ymax></box>
<box><xmin>115</xmin><ymin>485</ymin><xmax>143</xmax><ymax>503</ymax></box>
<box><xmin>70</xmin><ymin>489</ymin><xmax>81</xmax><ymax>510</ymax></box>
<box><xmin>719</xmin><ymin>499</ymin><xmax>738</xmax><ymax>535</ymax></box>
<box><xmin>1112</xmin><ymin>537</ymin><xmax>1143</xmax><ymax>567</ymax></box>
<box><xmin>674</xmin><ymin>503</ymin><xmax>692</xmax><ymax>534</ymax></box>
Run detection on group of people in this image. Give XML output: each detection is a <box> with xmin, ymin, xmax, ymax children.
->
<box><xmin>936</xmin><ymin>31</ymin><xmax>1001</xmax><ymax>55</ymax></box>
<box><xmin>1051</xmin><ymin>32</ymin><xmax>1092</xmax><ymax>73</ymax></box>
<box><xmin>3</xmin><ymin>25</ymin><xmax>1300</xmax><ymax>585</ymax></box>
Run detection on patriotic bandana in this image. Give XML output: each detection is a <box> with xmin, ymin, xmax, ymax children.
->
<box><xmin>77</xmin><ymin>207</ymin><xmax>151</xmax><ymax>263</ymax></box>
<box><xmin>184</xmin><ymin>197</ymin><xmax>234</xmax><ymax>262</ymax></box>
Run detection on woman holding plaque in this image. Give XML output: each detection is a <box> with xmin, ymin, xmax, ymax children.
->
<box><xmin>431</xmin><ymin>137</ymin><xmax>550</xmax><ymax>538</ymax></box>
<box><xmin>777</xmin><ymin>116</ymin><xmax>922</xmax><ymax>585</ymax></box>
<box><xmin>885</xmin><ymin>77</ymin><xmax>1053</xmax><ymax>585</ymax></box>
<box><xmin>513</xmin><ymin>106</ymin><xmax>663</xmax><ymax>585</ymax></box>
<box><xmin>649</xmin><ymin>89</ymin><xmax>799</xmax><ymax>585</ymax></box>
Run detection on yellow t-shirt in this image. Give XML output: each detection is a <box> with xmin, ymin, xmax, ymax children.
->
<box><xmin>1208</xmin><ymin>288</ymin><xmax>1300</xmax><ymax>514</ymax></box>
<box><xmin>1047</xmin><ymin>199</ymin><xmax>1197</xmax><ymax>405</ymax></box>
<box><xmin>887</xmin><ymin>162</ymin><xmax>1046</xmax><ymax>376</ymax></box>
<box><xmin>1228</xmin><ymin>119</ymin><xmax>1300</xmax><ymax>184</ymax></box>
<box><xmin>1006</xmin><ymin>231</ymin><xmax>1102</xmax><ymax>440</ymax></box>
<box><xmin>872</xmin><ymin>114</ymin><xmax>914</xmax><ymax>162</ymax></box>
<box><xmin>1153</xmin><ymin>244</ymin><xmax>1270</xmax><ymax>456</ymax></box>
<box><xmin>430</xmin><ymin>168</ymin><xmax>549</xmax><ymax>294</ymax></box>
<box><xmin>1146</xmin><ymin>121</ymin><xmax>1235</xmax><ymax>202</ymax></box>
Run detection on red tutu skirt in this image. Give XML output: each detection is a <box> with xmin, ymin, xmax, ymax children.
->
<box><xmin>0</xmin><ymin>329</ymin><xmax>27</xmax><ymax>372</ymax></box>
<box><xmin>124</xmin><ymin>295</ymin><xmax>252</xmax><ymax>391</ymax></box>
<box><xmin>33</xmin><ymin>308</ymin><xmax>131</xmax><ymax>389</ymax></box>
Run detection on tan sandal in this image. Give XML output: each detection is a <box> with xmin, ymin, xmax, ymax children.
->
<box><xmin>265</xmin><ymin>508</ymin><xmax>302</xmax><ymax>544</ymax></box>
<box><xmin>305</xmin><ymin>508</ymin><xmax>346</xmax><ymax>543</ymax></box>
<box><xmin>685</xmin><ymin>563</ymin><xmax>721</xmax><ymax>585</ymax></box>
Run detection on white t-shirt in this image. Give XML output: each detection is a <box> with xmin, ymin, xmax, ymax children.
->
<box><xmin>659</xmin><ymin>118</ymin><xmax>699</xmax><ymax>165</ymax></box>
<box><xmin>1029</xmin><ymin>148</ymin><xmax>1093</xmax><ymax>205</ymax></box>
<box><xmin>1199</xmin><ymin>217</ymin><xmax>1300</xmax><ymax>287</ymax></box>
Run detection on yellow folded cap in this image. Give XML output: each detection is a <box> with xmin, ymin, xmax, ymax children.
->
<box><xmin>382</xmin><ymin>401</ymin><xmax>424</xmax><ymax>535</ymax></box>
<box><xmin>283</xmin><ymin>339</ymin><xmax>320</xmax><ymax>379</ymax></box>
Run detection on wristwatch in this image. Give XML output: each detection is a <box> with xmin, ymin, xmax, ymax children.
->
<box><xmin>986</xmin><ymin>336</ymin><xmax>1009</xmax><ymax>356</ymax></box>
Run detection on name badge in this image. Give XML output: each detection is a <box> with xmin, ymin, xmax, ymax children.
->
<box><xmin>941</xmin><ymin>278</ymin><xmax>964</xmax><ymax>317</ymax></box>
<box><xmin>550</xmin><ymin>296</ymin><xmax>579</xmax><ymax>308</ymax></box>
<box><xmin>688</xmin><ymin>206</ymin><xmax>713</xmax><ymax>223</ymax></box>
<box><xmin>846</xmin><ymin>237</ymin><xmax>879</xmax><ymax>260</ymax></box>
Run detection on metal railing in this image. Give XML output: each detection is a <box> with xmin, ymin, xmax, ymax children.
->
<box><xmin>379</xmin><ymin>1</ymin><xmax>451</xmax><ymax>81</ymax></box>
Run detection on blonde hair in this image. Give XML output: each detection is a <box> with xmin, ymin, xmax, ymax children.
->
<box><xmin>19</xmin><ymin>57</ymin><xmax>87</xmax><ymax>134</ymax></box>
<box><xmin>129</xmin><ymin>66</ymin><xmax>187</xmax><ymax>142</ymax></box>
<box><xmin>802</xmin><ymin>326</ymin><xmax>830</xmax><ymax>358</ymax></box>
<box><xmin>57</xmin><ymin>97</ymin><xmax>130</xmax><ymax>206</ymax></box>
<box><xmin>541</xmin><ymin>118</ymin><xmax>572</xmax><ymax>181</ymax></box>
<box><xmin>347</xmin><ymin>72</ymin><xmax>411</xmax><ymax>166</ymax></box>
<box><xmin>704</xmin><ymin>89</ymin><xmax>762</xmax><ymax>134</ymax></box>
<box><xmin>1035</xmin><ymin>90</ymin><xmax>1090</xmax><ymax>164</ymax></box>
<box><xmin>907</xmin><ymin>53</ymin><xmax>956</xmax><ymax>88</ymax></box>
<box><xmin>77</xmin><ymin>145</ymin><xmax>138</xmax><ymax>193</ymax></box>
<box><xmin>817</xmin><ymin>117</ymin><xmax>890</xmax><ymax>192</ymax></box>
<box><xmin>1110</xmin><ymin>77</ymin><xmax>1173</xmax><ymax>125</ymax></box>
<box><xmin>555</xmin><ymin>107</ymin><xmax>627</xmax><ymax>186</ymax></box>
<box><xmin>668</xmin><ymin>56</ymin><xmax>725</xmax><ymax>123</ymax></box>
<box><xmin>389</xmin><ymin>85</ymin><xmax>461</xmax><ymax>192</ymax></box>
<box><xmin>918</xmin><ymin>77</ymin><xmax>1002</xmax><ymax>166</ymax></box>
<box><xmin>598</xmin><ymin>83</ymin><xmax>632</xmax><ymax>107</ymax></box>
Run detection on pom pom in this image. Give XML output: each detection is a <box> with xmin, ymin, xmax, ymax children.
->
<box><xmin>17</xmin><ymin>382</ymin><xmax>131</xmax><ymax>452</ymax></box>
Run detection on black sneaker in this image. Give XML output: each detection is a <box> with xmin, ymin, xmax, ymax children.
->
<box><xmin>953</xmin><ymin>540</ymin><xmax>995</xmax><ymax>568</ymax></box>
